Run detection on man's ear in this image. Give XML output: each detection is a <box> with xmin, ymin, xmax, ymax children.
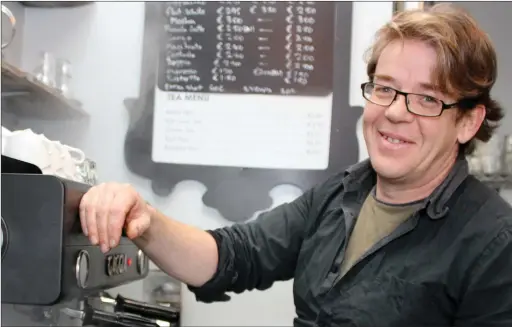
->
<box><xmin>457</xmin><ymin>105</ymin><xmax>486</xmax><ymax>144</ymax></box>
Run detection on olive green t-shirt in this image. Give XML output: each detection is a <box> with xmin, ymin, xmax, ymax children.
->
<box><xmin>340</xmin><ymin>191</ymin><xmax>422</xmax><ymax>276</ymax></box>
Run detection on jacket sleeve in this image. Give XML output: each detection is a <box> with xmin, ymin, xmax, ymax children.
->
<box><xmin>455</xmin><ymin>227</ymin><xmax>512</xmax><ymax>326</ymax></box>
<box><xmin>187</xmin><ymin>188</ymin><xmax>314</xmax><ymax>303</ymax></box>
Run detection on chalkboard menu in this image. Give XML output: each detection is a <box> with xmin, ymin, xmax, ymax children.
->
<box><xmin>157</xmin><ymin>1</ymin><xmax>335</xmax><ymax>96</ymax></box>
<box><xmin>125</xmin><ymin>1</ymin><xmax>358</xmax><ymax>221</ymax></box>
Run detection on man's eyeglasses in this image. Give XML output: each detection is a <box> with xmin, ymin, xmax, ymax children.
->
<box><xmin>360</xmin><ymin>82</ymin><xmax>460</xmax><ymax>117</ymax></box>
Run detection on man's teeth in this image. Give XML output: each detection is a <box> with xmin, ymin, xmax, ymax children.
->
<box><xmin>385</xmin><ymin>136</ymin><xmax>405</xmax><ymax>144</ymax></box>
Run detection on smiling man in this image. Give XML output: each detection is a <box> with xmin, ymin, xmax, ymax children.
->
<box><xmin>80</xmin><ymin>4</ymin><xmax>512</xmax><ymax>327</ymax></box>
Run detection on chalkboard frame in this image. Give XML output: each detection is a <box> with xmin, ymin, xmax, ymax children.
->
<box><xmin>123</xmin><ymin>1</ymin><xmax>362</xmax><ymax>222</ymax></box>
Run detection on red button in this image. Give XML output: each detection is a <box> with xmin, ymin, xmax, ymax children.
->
<box><xmin>127</xmin><ymin>258</ymin><xmax>132</xmax><ymax>266</ymax></box>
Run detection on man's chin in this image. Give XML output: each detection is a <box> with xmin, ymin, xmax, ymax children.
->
<box><xmin>370</xmin><ymin>157</ymin><xmax>411</xmax><ymax>180</ymax></box>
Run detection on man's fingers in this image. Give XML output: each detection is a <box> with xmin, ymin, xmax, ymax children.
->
<box><xmin>83</xmin><ymin>189</ymin><xmax>100</xmax><ymax>245</ymax></box>
<box><xmin>96</xmin><ymin>184</ymin><xmax>116</xmax><ymax>253</ymax></box>
<box><xmin>126</xmin><ymin>210</ymin><xmax>151</xmax><ymax>240</ymax></box>
<box><xmin>79</xmin><ymin>193</ymin><xmax>89</xmax><ymax>237</ymax></box>
<box><xmin>79</xmin><ymin>183</ymin><xmax>148</xmax><ymax>250</ymax></box>
<box><xmin>108</xmin><ymin>186</ymin><xmax>137</xmax><ymax>246</ymax></box>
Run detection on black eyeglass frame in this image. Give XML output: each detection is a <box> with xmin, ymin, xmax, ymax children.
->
<box><xmin>360</xmin><ymin>82</ymin><xmax>463</xmax><ymax>117</ymax></box>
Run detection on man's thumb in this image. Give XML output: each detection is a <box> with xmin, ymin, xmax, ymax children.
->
<box><xmin>126</xmin><ymin>213</ymin><xmax>151</xmax><ymax>239</ymax></box>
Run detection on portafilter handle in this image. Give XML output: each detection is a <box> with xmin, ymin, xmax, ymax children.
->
<box><xmin>62</xmin><ymin>306</ymin><xmax>160</xmax><ymax>327</ymax></box>
<box><xmin>115</xmin><ymin>294</ymin><xmax>179</xmax><ymax>323</ymax></box>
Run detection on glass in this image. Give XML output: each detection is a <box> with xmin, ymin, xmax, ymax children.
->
<box><xmin>468</xmin><ymin>136</ymin><xmax>507</xmax><ymax>179</ymax></box>
<box><xmin>1</xmin><ymin>4</ymin><xmax>16</xmax><ymax>51</ymax></box>
<box><xmin>55</xmin><ymin>58</ymin><xmax>72</xmax><ymax>97</ymax></box>
<box><xmin>76</xmin><ymin>158</ymin><xmax>98</xmax><ymax>186</ymax></box>
<box><xmin>33</xmin><ymin>51</ymin><xmax>56</xmax><ymax>87</ymax></box>
<box><xmin>361</xmin><ymin>82</ymin><xmax>459</xmax><ymax>117</ymax></box>
<box><xmin>467</xmin><ymin>156</ymin><xmax>483</xmax><ymax>176</ymax></box>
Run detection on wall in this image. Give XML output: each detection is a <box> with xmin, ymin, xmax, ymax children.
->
<box><xmin>3</xmin><ymin>2</ymin><xmax>393</xmax><ymax>325</ymax></box>
<box><xmin>455</xmin><ymin>2</ymin><xmax>512</xmax><ymax>202</ymax></box>
<box><xmin>456</xmin><ymin>2</ymin><xmax>512</xmax><ymax>135</ymax></box>
<box><xmin>7</xmin><ymin>1</ymin><xmax>510</xmax><ymax>326</ymax></box>
<box><xmin>1</xmin><ymin>1</ymin><xmax>26</xmax><ymax>129</ymax></box>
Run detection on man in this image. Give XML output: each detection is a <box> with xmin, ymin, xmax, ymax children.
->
<box><xmin>80</xmin><ymin>4</ymin><xmax>512</xmax><ymax>326</ymax></box>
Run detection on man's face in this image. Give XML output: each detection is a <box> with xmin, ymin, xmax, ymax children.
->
<box><xmin>363</xmin><ymin>39</ymin><xmax>479</xmax><ymax>183</ymax></box>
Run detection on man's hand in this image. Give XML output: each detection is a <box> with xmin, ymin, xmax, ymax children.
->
<box><xmin>79</xmin><ymin>183</ymin><xmax>151</xmax><ymax>253</ymax></box>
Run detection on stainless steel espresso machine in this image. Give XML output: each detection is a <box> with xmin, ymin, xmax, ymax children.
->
<box><xmin>1</xmin><ymin>155</ymin><xmax>180</xmax><ymax>326</ymax></box>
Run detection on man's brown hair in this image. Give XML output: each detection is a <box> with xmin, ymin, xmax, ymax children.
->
<box><xmin>365</xmin><ymin>3</ymin><xmax>504</xmax><ymax>155</ymax></box>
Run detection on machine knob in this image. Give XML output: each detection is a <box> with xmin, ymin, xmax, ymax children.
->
<box><xmin>106</xmin><ymin>255</ymin><xmax>113</xmax><ymax>276</ymax></box>
<box><xmin>1</xmin><ymin>217</ymin><xmax>8</xmax><ymax>260</ymax></box>
<box><xmin>112</xmin><ymin>254</ymin><xmax>119</xmax><ymax>275</ymax></box>
<box><xmin>118</xmin><ymin>254</ymin><xmax>126</xmax><ymax>274</ymax></box>
<box><xmin>75</xmin><ymin>250</ymin><xmax>90</xmax><ymax>289</ymax></box>
<box><xmin>136</xmin><ymin>250</ymin><xmax>147</xmax><ymax>274</ymax></box>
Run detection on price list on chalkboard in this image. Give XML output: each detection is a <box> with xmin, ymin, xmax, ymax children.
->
<box><xmin>157</xmin><ymin>1</ymin><xmax>335</xmax><ymax>96</ymax></box>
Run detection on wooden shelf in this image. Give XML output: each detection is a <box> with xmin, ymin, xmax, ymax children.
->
<box><xmin>1</xmin><ymin>61</ymin><xmax>89</xmax><ymax>120</ymax></box>
<box><xmin>478</xmin><ymin>175</ymin><xmax>512</xmax><ymax>190</ymax></box>
<box><xmin>19</xmin><ymin>1</ymin><xmax>93</xmax><ymax>8</ymax></box>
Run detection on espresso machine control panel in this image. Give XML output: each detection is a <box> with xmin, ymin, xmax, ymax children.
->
<box><xmin>104</xmin><ymin>250</ymin><xmax>147</xmax><ymax>276</ymax></box>
<box><xmin>1</xmin><ymin>173</ymin><xmax>150</xmax><ymax>306</ymax></box>
<box><xmin>68</xmin><ymin>243</ymin><xmax>149</xmax><ymax>295</ymax></box>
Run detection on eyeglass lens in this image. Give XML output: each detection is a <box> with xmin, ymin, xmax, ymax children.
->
<box><xmin>363</xmin><ymin>83</ymin><xmax>443</xmax><ymax>116</ymax></box>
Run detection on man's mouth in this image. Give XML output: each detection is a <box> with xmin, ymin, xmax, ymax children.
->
<box><xmin>379</xmin><ymin>131</ymin><xmax>414</xmax><ymax>145</ymax></box>
<box><xmin>383</xmin><ymin>135</ymin><xmax>405</xmax><ymax>144</ymax></box>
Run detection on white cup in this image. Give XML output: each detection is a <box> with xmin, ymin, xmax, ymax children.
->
<box><xmin>2</xmin><ymin>129</ymin><xmax>52</xmax><ymax>172</ymax></box>
<box><xmin>2</xmin><ymin>128</ymin><xmax>86</xmax><ymax>181</ymax></box>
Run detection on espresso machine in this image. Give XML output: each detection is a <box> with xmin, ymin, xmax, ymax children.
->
<box><xmin>1</xmin><ymin>155</ymin><xmax>180</xmax><ymax>326</ymax></box>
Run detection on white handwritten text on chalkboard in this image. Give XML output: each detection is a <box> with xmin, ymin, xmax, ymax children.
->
<box><xmin>157</xmin><ymin>1</ymin><xmax>335</xmax><ymax>96</ymax></box>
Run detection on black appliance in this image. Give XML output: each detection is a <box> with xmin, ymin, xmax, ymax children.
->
<box><xmin>1</xmin><ymin>172</ymin><xmax>150</xmax><ymax>305</ymax></box>
<box><xmin>1</xmin><ymin>155</ymin><xmax>179</xmax><ymax>327</ymax></box>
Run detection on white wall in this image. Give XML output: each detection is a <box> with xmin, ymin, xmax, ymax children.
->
<box><xmin>6</xmin><ymin>1</ymin><xmax>510</xmax><ymax>326</ymax></box>
<box><xmin>10</xmin><ymin>2</ymin><xmax>388</xmax><ymax>326</ymax></box>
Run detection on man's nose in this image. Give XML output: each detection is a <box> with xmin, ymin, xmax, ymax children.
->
<box><xmin>384</xmin><ymin>94</ymin><xmax>414</xmax><ymax>122</ymax></box>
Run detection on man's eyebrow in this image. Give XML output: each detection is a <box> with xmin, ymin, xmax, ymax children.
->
<box><xmin>374</xmin><ymin>74</ymin><xmax>439</xmax><ymax>93</ymax></box>
<box><xmin>373</xmin><ymin>74</ymin><xmax>395</xmax><ymax>83</ymax></box>
<box><xmin>418</xmin><ymin>82</ymin><xmax>439</xmax><ymax>92</ymax></box>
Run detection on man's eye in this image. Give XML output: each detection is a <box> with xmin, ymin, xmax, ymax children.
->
<box><xmin>375</xmin><ymin>86</ymin><xmax>392</xmax><ymax>93</ymax></box>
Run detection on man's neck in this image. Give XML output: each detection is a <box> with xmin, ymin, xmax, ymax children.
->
<box><xmin>375</xmin><ymin>151</ymin><xmax>458</xmax><ymax>205</ymax></box>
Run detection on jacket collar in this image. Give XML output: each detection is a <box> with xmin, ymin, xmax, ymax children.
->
<box><xmin>342</xmin><ymin>154</ymin><xmax>469</xmax><ymax>219</ymax></box>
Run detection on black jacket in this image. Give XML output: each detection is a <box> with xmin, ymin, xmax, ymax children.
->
<box><xmin>189</xmin><ymin>158</ymin><xmax>512</xmax><ymax>327</ymax></box>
